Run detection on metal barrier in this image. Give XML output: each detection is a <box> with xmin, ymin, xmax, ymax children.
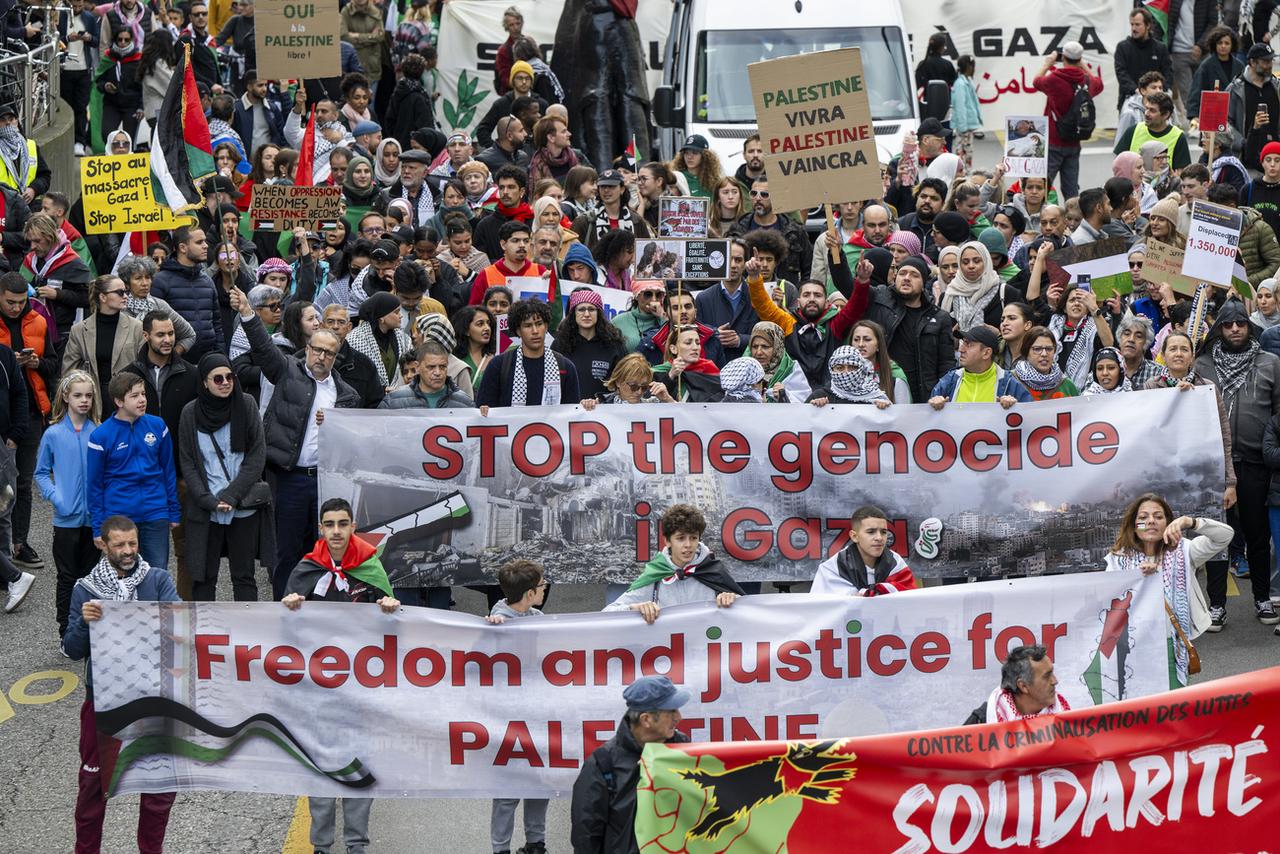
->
<box><xmin>0</xmin><ymin>37</ymin><xmax>62</xmax><ymax>133</ymax></box>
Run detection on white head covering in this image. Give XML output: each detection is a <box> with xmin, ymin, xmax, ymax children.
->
<box><xmin>926</xmin><ymin>152</ymin><xmax>962</xmax><ymax>185</ymax></box>
<box><xmin>942</xmin><ymin>240</ymin><xmax>1002</xmax><ymax>330</ymax></box>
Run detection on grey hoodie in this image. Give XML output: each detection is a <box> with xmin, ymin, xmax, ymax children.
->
<box><xmin>490</xmin><ymin>599</ymin><xmax>542</xmax><ymax>619</ymax></box>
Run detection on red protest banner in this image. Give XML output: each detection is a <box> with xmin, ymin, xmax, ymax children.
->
<box><xmin>1199</xmin><ymin>90</ymin><xmax>1230</xmax><ymax>134</ymax></box>
<box><xmin>638</xmin><ymin>666</ymin><xmax>1279</xmax><ymax>852</ymax></box>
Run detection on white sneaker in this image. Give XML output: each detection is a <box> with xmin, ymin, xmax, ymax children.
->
<box><xmin>73</xmin><ymin>142</ymin><xmax>85</xmax><ymax>157</ymax></box>
<box><xmin>4</xmin><ymin>571</ymin><xmax>34</xmax><ymax>612</ymax></box>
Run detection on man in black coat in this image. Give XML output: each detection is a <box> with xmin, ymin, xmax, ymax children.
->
<box><xmin>854</xmin><ymin>256</ymin><xmax>956</xmax><ymax>403</ymax></box>
<box><xmin>571</xmin><ymin>676</ymin><xmax>690</xmax><ymax>854</ymax></box>
<box><xmin>320</xmin><ymin>304</ymin><xmax>384</xmax><ymax>408</ymax></box>
<box><xmin>1114</xmin><ymin>7</ymin><xmax>1173</xmax><ymax>111</ymax></box>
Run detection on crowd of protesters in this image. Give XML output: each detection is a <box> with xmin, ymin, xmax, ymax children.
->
<box><xmin>0</xmin><ymin>0</ymin><xmax>1265</xmax><ymax>851</ymax></box>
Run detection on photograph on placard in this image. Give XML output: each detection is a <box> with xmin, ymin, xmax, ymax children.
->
<box><xmin>1002</xmin><ymin>115</ymin><xmax>1048</xmax><ymax>179</ymax></box>
<box><xmin>635</xmin><ymin>239</ymin><xmax>685</xmax><ymax>278</ymax></box>
<box><xmin>658</xmin><ymin>196</ymin><xmax>710</xmax><ymax>238</ymax></box>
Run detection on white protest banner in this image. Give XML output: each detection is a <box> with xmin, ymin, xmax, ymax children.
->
<box><xmin>435</xmin><ymin>0</ymin><xmax>671</xmax><ymax>133</ymax></box>
<box><xmin>318</xmin><ymin>388</ymin><xmax>1225</xmax><ymax>585</ymax></box>
<box><xmin>748</xmin><ymin>48</ymin><xmax>881</xmax><ymax>214</ymax></box>
<box><xmin>92</xmin><ymin>574</ymin><xmax>1170</xmax><ymax>798</ymax></box>
<box><xmin>1183</xmin><ymin>199</ymin><xmax>1244</xmax><ymax>288</ymax></box>
<box><xmin>1001</xmin><ymin>115</ymin><xmax>1048</xmax><ymax>179</ymax></box>
<box><xmin>658</xmin><ymin>196</ymin><xmax>709</xmax><ymax>238</ymax></box>
<box><xmin>903</xmin><ymin>0</ymin><xmax>1130</xmax><ymax>131</ymax></box>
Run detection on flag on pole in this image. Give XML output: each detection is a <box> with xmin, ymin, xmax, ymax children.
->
<box><xmin>625</xmin><ymin>135</ymin><xmax>638</xmax><ymax>171</ymax></box>
<box><xmin>1144</xmin><ymin>0</ymin><xmax>1170</xmax><ymax>43</ymax></box>
<box><xmin>1231</xmin><ymin>253</ymin><xmax>1253</xmax><ymax>297</ymax></box>
<box><xmin>295</xmin><ymin>105</ymin><xmax>316</xmax><ymax>187</ymax></box>
<box><xmin>149</xmin><ymin>43</ymin><xmax>215</xmax><ymax>215</ymax></box>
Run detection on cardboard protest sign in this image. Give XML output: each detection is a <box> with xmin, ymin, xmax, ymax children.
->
<box><xmin>255</xmin><ymin>0</ymin><xmax>341</xmax><ymax>80</ymax></box>
<box><xmin>1001</xmin><ymin>115</ymin><xmax>1048</xmax><ymax>179</ymax></box>
<box><xmin>1184</xmin><ymin>199</ymin><xmax>1244</xmax><ymax>290</ymax></box>
<box><xmin>748</xmin><ymin>48</ymin><xmax>881</xmax><ymax>214</ymax></box>
<box><xmin>249</xmin><ymin>184</ymin><xmax>342</xmax><ymax>230</ymax></box>
<box><xmin>658</xmin><ymin>196</ymin><xmax>709</xmax><ymax>238</ymax></box>
<box><xmin>635</xmin><ymin>239</ymin><xmax>729</xmax><ymax>280</ymax></box>
<box><xmin>1199</xmin><ymin>90</ymin><xmax>1230</xmax><ymax>134</ymax></box>
<box><xmin>1143</xmin><ymin>240</ymin><xmax>1199</xmax><ymax>296</ymax></box>
<box><xmin>80</xmin><ymin>154</ymin><xmax>194</xmax><ymax>235</ymax></box>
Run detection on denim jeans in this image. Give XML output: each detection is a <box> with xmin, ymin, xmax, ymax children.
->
<box><xmin>1267</xmin><ymin>507</ymin><xmax>1280</xmax><ymax>599</ymax></box>
<box><xmin>134</xmin><ymin>519</ymin><xmax>171</xmax><ymax>572</ymax></box>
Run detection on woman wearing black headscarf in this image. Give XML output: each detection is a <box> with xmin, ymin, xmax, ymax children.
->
<box><xmin>346</xmin><ymin>291</ymin><xmax>412</xmax><ymax>392</ymax></box>
<box><xmin>178</xmin><ymin>354</ymin><xmax>274</xmax><ymax>602</ymax></box>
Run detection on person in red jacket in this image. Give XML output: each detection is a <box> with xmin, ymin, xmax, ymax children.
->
<box><xmin>1033</xmin><ymin>41</ymin><xmax>1103</xmax><ymax>201</ymax></box>
<box><xmin>493</xmin><ymin>6</ymin><xmax>524</xmax><ymax>96</ymax></box>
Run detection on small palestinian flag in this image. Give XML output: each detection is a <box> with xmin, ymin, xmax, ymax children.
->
<box><xmin>1231</xmin><ymin>253</ymin><xmax>1253</xmax><ymax>298</ymax></box>
<box><xmin>624</xmin><ymin>135</ymin><xmax>638</xmax><ymax>171</ymax></box>
<box><xmin>1083</xmin><ymin>591</ymin><xmax>1132</xmax><ymax>705</ymax></box>
<box><xmin>150</xmin><ymin>43</ymin><xmax>214</xmax><ymax>215</ymax></box>
<box><xmin>547</xmin><ymin>263</ymin><xmax>565</xmax><ymax>328</ymax></box>
<box><xmin>1145</xmin><ymin>0</ymin><xmax>1170</xmax><ymax>43</ymax></box>
<box><xmin>1046</xmin><ymin>238</ymin><xmax>1133</xmax><ymax>300</ymax></box>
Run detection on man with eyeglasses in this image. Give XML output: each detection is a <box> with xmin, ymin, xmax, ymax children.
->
<box><xmin>614</xmin><ymin>279</ymin><xmax>665</xmax><ymax>353</ymax></box>
<box><xmin>729</xmin><ymin>176</ymin><xmax>811</xmax><ymax>287</ymax></box>
<box><xmin>232</xmin><ymin>285</ymin><xmax>361</xmax><ymax>598</ymax></box>
<box><xmin>319</xmin><ymin>303</ymin><xmax>383</xmax><ymax>409</ymax></box>
<box><xmin>1195</xmin><ymin>301</ymin><xmax>1280</xmax><ymax>628</ymax></box>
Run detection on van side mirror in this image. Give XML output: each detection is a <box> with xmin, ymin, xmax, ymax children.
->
<box><xmin>653</xmin><ymin>86</ymin><xmax>677</xmax><ymax>128</ymax></box>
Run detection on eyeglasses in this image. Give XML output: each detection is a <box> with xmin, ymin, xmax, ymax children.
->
<box><xmin>308</xmin><ymin>345</ymin><xmax>338</xmax><ymax>359</ymax></box>
<box><xmin>749</xmin><ymin>190</ymin><xmax>770</xmax><ymax>198</ymax></box>
<box><xmin>361</xmin><ymin>227</ymin><xmax>383</xmax><ymax>236</ymax></box>
<box><xmin>191</xmin><ymin>9</ymin><xmax>207</xmax><ymax>15</ymax></box>
<box><xmin>209</xmin><ymin>373</ymin><xmax>233</xmax><ymax>385</ymax></box>
<box><xmin>110</xmin><ymin>139</ymin><xmax>130</xmax><ymax>148</ymax></box>
<box><xmin>1029</xmin><ymin>344</ymin><xmax>1056</xmax><ymax>354</ymax></box>
<box><xmin>1223</xmin><ymin>320</ymin><xmax>1250</xmax><ymax>329</ymax></box>
<box><xmin>638</xmin><ymin>290</ymin><xmax>664</xmax><ymax>299</ymax></box>
<box><xmin>623</xmin><ymin>381</ymin><xmax>646</xmax><ymax>392</ymax></box>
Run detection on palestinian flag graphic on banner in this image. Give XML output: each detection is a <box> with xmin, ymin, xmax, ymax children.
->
<box><xmin>357</xmin><ymin>492</ymin><xmax>470</xmax><ymax>550</ymax></box>
<box><xmin>150</xmin><ymin>43</ymin><xmax>215</xmax><ymax>215</ymax></box>
<box><xmin>1083</xmin><ymin>590</ymin><xmax>1133</xmax><ymax>705</ymax></box>
<box><xmin>1046</xmin><ymin>237</ymin><xmax>1133</xmax><ymax>300</ymax></box>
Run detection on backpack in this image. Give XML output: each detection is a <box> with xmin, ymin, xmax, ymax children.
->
<box><xmin>1055</xmin><ymin>80</ymin><xmax>1096</xmax><ymax>142</ymax></box>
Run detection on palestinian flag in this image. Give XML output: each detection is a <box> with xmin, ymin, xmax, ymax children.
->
<box><xmin>149</xmin><ymin>43</ymin><xmax>214</xmax><ymax>215</ymax></box>
<box><xmin>60</xmin><ymin>220</ymin><xmax>97</xmax><ymax>276</ymax></box>
<box><xmin>1231</xmin><ymin>253</ymin><xmax>1254</xmax><ymax>298</ymax></box>
<box><xmin>1046</xmin><ymin>237</ymin><xmax>1133</xmax><ymax>300</ymax></box>
<box><xmin>295</xmin><ymin>106</ymin><xmax>316</xmax><ymax>188</ymax></box>
<box><xmin>547</xmin><ymin>263</ymin><xmax>564</xmax><ymax>328</ymax></box>
<box><xmin>625</xmin><ymin>135</ymin><xmax>638</xmax><ymax>171</ymax></box>
<box><xmin>1145</xmin><ymin>0</ymin><xmax>1170</xmax><ymax>43</ymax></box>
<box><xmin>1083</xmin><ymin>591</ymin><xmax>1132</xmax><ymax>705</ymax></box>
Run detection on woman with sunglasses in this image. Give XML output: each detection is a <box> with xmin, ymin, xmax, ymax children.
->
<box><xmin>61</xmin><ymin>275</ymin><xmax>145</xmax><ymax>408</ymax></box>
<box><xmin>581</xmin><ymin>353</ymin><xmax>673</xmax><ymax>407</ymax></box>
<box><xmin>178</xmin><ymin>354</ymin><xmax>271</xmax><ymax>602</ymax></box>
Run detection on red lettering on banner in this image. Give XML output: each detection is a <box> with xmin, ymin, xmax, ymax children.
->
<box><xmin>768</xmin><ymin>431</ymin><xmax>811</xmax><ymax>492</ymax></box>
<box><xmin>1005</xmin><ymin>412</ymin><xmax>1024</xmax><ymax>470</ymax></box>
<box><xmin>453</xmin><ymin>650</ymin><xmax>521</xmax><ymax>687</ymax></box>
<box><xmin>708</xmin><ymin>430</ymin><xmax>750</xmax><ymax>472</ymax></box>
<box><xmin>420</xmin><ymin>426</ymin><xmax>462</xmax><ymax>478</ymax></box>
<box><xmin>511</xmin><ymin>422</ymin><xmax>563</xmax><ymax>477</ymax></box>
<box><xmin>494</xmin><ymin>721</ymin><xmax>544</xmax><ymax>767</ymax></box>
<box><xmin>658</xmin><ymin>417</ymin><xmax>705</xmax><ymax>474</ymax></box>
<box><xmin>778</xmin><ymin>517</ymin><xmax>823</xmax><ymax>560</ymax></box>
<box><xmin>722</xmin><ymin>507</ymin><xmax>773</xmax><ymax>560</ymax></box>
<box><xmin>1027</xmin><ymin>413</ymin><xmax>1072</xmax><ymax>469</ymax></box>
<box><xmin>913</xmin><ymin>429</ymin><xmax>958</xmax><ymax>474</ymax></box>
<box><xmin>234</xmin><ymin>644</ymin><xmax>261</xmax><ymax>680</ymax></box>
<box><xmin>309</xmin><ymin>645</ymin><xmax>350</xmax><ymax>689</ymax></box>
<box><xmin>625</xmin><ymin>421</ymin><xmax>656</xmax><ymax>473</ymax></box>
<box><xmin>969</xmin><ymin>613</ymin><xmax>994</xmax><ymax>669</ymax></box>
<box><xmin>818</xmin><ymin>431</ymin><xmax>860</xmax><ymax>474</ymax></box>
<box><xmin>866</xmin><ymin>431</ymin><xmax>908</xmax><ymax>474</ymax></box>
<box><xmin>995</xmin><ymin>626</ymin><xmax>1038</xmax><ymax>661</ymax></box>
<box><xmin>867</xmin><ymin>634</ymin><xmax>907</xmax><ymax>676</ymax></box>
<box><xmin>593</xmin><ymin>648</ymin><xmax>636</xmax><ymax>685</ymax></box>
<box><xmin>543</xmin><ymin>649</ymin><xmax>586</xmax><ymax>686</ymax></box>
<box><xmin>354</xmin><ymin>635</ymin><xmax>398</xmax><ymax>688</ymax></box>
<box><xmin>448</xmin><ymin>721</ymin><xmax>488</xmax><ymax>764</ymax></box>
<box><xmin>546</xmin><ymin>721</ymin><xmax>579</xmax><ymax>768</ymax></box>
<box><xmin>195</xmin><ymin>634</ymin><xmax>229</xmax><ymax>679</ymax></box>
<box><xmin>642</xmin><ymin>634</ymin><xmax>685</xmax><ymax>683</ymax></box>
<box><xmin>1079</xmin><ymin>422</ymin><xmax>1120</xmax><ymax>464</ymax></box>
<box><xmin>581</xmin><ymin>720</ymin><xmax>614</xmax><ymax>756</ymax></box>
<box><xmin>912</xmin><ymin>632</ymin><xmax>952</xmax><ymax>673</ymax></box>
<box><xmin>731</xmin><ymin>716</ymin><xmax>779</xmax><ymax>741</ymax></box>
<box><xmin>728</xmin><ymin>642</ymin><xmax>771</xmax><ymax>684</ymax></box>
<box><xmin>404</xmin><ymin>647</ymin><xmax>446</xmax><ymax>687</ymax></box>
<box><xmin>785</xmin><ymin>714</ymin><xmax>819</xmax><ymax>739</ymax></box>
<box><xmin>777</xmin><ymin>641</ymin><xmax>813</xmax><ymax>681</ymax></box>
<box><xmin>959</xmin><ymin>429</ymin><xmax>1003</xmax><ymax>471</ymax></box>
<box><xmin>465</xmin><ymin>424</ymin><xmax>508</xmax><ymax>477</ymax></box>
<box><xmin>567</xmin><ymin>421</ymin><xmax>610</xmax><ymax>474</ymax></box>
<box><xmin>263</xmin><ymin>645</ymin><xmax>305</xmax><ymax>685</ymax></box>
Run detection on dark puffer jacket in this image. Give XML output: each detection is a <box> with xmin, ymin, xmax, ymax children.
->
<box><xmin>858</xmin><ymin>285</ymin><xmax>957</xmax><ymax>404</ymax></box>
<box><xmin>150</xmin><ymin>258</ymin><xmax>225</xmax><ymax>362</ymax></box>
<box><xmin>239</xmin><ymin>313</ymin><xmax>360</xmax><ymax>468</ymax></box>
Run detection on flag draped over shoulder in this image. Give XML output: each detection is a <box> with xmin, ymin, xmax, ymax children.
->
<box><xmin>150</xmin><ymin>44</ymin><xmax>215</xmax><ymax>215</ymax></box>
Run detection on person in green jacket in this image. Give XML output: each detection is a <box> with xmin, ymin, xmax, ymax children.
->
<box><xmin>614</xmin><ymin>279</ymin><xmax>666</xmax><ymax>353</ymax></box>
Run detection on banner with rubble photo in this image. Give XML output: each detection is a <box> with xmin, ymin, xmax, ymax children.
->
<box><xmin>636</xmin><ymin>664</ymin><xmax>1280</xmax><ymax>852</ymax></box>
<box><xmin>434</xmin><ymin>0</ymin><xmax>672</xmax><ymax>133</ymax></box>
<box><xmin>317</xmin><ymin>388</ymin><xmax>1225</xmax><ymax>585</ymax></box>
<box><xmin>91</xmin><ymin>572</ymin><xmax>1171</xmax><ymax>798</ymax></box>
<box><xmin>902</xmin><ymin>0</ymin><xmax>1131</xmax><ymax>131</ymax></box>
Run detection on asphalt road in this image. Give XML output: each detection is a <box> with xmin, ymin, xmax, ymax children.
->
<box><xmin>0</xmin><ymin>135</ymin><xmax>1267</xmax><ymax>854</ymax></box>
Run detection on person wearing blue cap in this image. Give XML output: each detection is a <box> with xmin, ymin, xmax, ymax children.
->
<box><xmin>351</xmin><ymin>120</ymin><xmax>382</xmax><ymax>161</ymax></box>
<box><xmin>570</xmin><ymin>674</ymin><xmax>691</xmax><ymax>854</ymax></box>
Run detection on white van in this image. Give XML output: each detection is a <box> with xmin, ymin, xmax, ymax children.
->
<box><xmin>652</xmin><ymin>0</ymin><xmax>917</xmax><ymax>180</ymax></box>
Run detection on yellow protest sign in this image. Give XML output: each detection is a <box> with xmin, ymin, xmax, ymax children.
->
<box><xmin>80</xmin><ymin>154</ymin><xmax>193</xmax><ymax>235</ymax></box>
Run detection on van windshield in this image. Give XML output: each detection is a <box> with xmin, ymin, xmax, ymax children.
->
<box><xmin>694</xmin><ymin>28</ymin><xmax>914</xmax><ymax>124</ymax></box>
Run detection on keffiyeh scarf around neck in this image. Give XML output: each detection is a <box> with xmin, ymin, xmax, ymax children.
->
<box><xmin>80</xmin><ymin>554</ymin><xmax>151</xmax><ymax>601</ymax></box>
<box><xmin>1048</xmin><ymin>313</ymin><xmax>1097</xmax><ymax>390</ymax></box>
<box><xmin>828</xmin><ymin>346</ymin><xmax>887</xmax><ymax>403</ymax></box>
<box><xmin>1211</xmin><ymin>339</ymin><xmax>1259</xmax><ymax>409</ymax></box>
<box><xmin>985</xmin><ymin>686</ymin><xmax>1071</xmax><ymax>723</ymax></box>
<box><xmin>400</xmin><ymin>181</ymin><xmax>436</xmax><ymax>227</ymax></box>
<box><xmin>1083</xmin><ymin>379</ymin><xmax>1131</xmax><ymax>395</ymax></box>
<box><xmin>1011</xmin><ymin>358</ymin><xmax>1064</xmax><ymax>392</ymax></box>
<box><xmin>512</xmin><ymin>350</ymin><xmax>561</xmax><ymax>406</ymax></box>
<box><xmin>0</xmin><ymin>125</ymin><xmax>30</xmax><ymax>192</ymax></box>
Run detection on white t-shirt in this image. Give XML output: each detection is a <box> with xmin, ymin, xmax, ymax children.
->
<box><xmin>1172</xmin><ymin>0</ymin><xmax>1197</xmax><ymax>54</ymax></box>
<box><xmin>297</xmin><ymin>370</ymin><xmax>337</xmax><ymax>468</ymax></box>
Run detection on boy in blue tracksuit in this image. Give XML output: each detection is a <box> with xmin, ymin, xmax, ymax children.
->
<box><xmin>36</xmin><ymin>369</ymin><xmax>101</xmax><ymax>637</ymax></box>
<box><xmin>86</xmin><ymin>373</ymin><xmax>179</xmax><ymax>571</ymax></box>
<box><xmin>64</xmin><ymin>514</ymin><xmax>181</xmax><ymax>853</ymax></box>
<box><xmin>486</xmin><ymin>560</ymin><xmax>550</xmax><ymax>854</ymax></box>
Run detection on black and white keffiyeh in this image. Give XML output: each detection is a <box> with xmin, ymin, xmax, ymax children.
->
<box><xmin>1048</xmin><ymin>313</ymin><xmax>1097</xmax><ymax>390</ymax></box>
<box><xmin>80</xmin><ymin>554</ymin><xmax>151</xmax><ymax>601</ymax></box>
<box><xmin>828</xmin><ymin>346</ymin><xmax>887</xmax><ymax>403</ymax></box>
<box><xmin>1012</xmin><ymin>358</ymin><xmax>1064</xmax><ymax>392</ymax></box>
<box><xmin>720</xmin><ymin>356</ymin><xmax>765</xmax><ymax>401</ymax></box>
<box><xmin>512</xmin><ymin>351</ymin><xmax>561</xmax><ymax>406</ymax></box>
<box><xmin>1211</xmin><ymin>339</ymin><xmax>1259</xmax><ymax>407</ymax></box>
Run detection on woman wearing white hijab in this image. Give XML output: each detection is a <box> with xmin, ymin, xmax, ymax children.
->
<box><xmin>373</xmin><ymin>138</ymin><xmax>402</xmax><ymax>188</ymax></box>
<box><xmin>926</xmin><ymin>152</ymin><xmax>963</xmax><ymax>186</ymax></box>
<box><xmin>942</xmin><ymin>239</ymin><xmax>1004</xmax><ymax>329</ymax></box>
